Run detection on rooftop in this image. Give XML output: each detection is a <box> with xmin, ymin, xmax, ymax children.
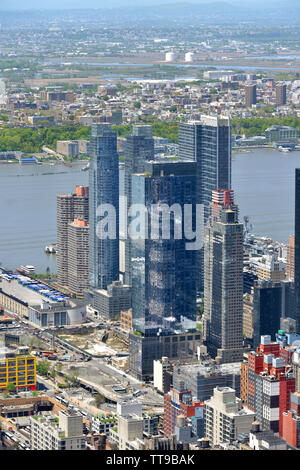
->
<box><xmin>0</xmin><ymin>274</ymin><xmax>69</xmax><ymax>307</ymax></box>
<box><xmin>174</xmin><ymin>361</ymin><xmax>241</xmax><ymax>377</ymax></box>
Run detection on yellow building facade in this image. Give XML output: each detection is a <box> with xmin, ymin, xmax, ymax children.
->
<box><xmin>0</xmin><ymin>354</ymin><xmax>36</xmax><ymax>390</ymax></box>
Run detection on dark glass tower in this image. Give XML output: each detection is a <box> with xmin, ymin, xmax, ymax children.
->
<box><xmin>130</xmin><ymin>161</ymin><xmax>198</xmax><ymax>335</ymax></box>
<box><xmin>245</xmin><ymin>84</ymin><xmax>257</xmax><ymax>107</ymax></box>
<box><xmin>129</xmin><ymin>160</ymin><xmax>199</xmax><ymax>379</ymax></box>
<box><xmin>178</xmin><ymin>115</ymin><xmax>231</xmax><ymax>220</ymax></box>
<box><xmin>124</xmin><ymin>125</ymin><xmax>154</xmax><ymax>285</ymax></box>
<box><xmin>88</xmin><ymin>123</ymin><xmax>119</xmax><ymax>290</ymax></box>
<box><xmin>178</xmin><ymin>115</ymin><xmax>231</xmax><ymax>292</ymax></box>
<box><xmin>294</xmin><ymin>168</ymin><xmax>300</xmax><ymax>333</ymax></box>
<box><xmin>253</xmin><ymin>280</ymin><xmax>282</xmax><ymax>349</ymax></box>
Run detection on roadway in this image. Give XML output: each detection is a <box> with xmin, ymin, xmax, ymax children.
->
<box><xmin>0</xmin><ymin>417</ymin><xmax>31</xmax><ymax>449</ymax></box>
<box><xmin>87</xmin><ymin>360</ymin><xmax>163</xmax><ymax>406</ymax></box>
<box><xmin>1</xmin><ymin>311</ymin><xmax>164</xmax><ymax>408</ymax></box>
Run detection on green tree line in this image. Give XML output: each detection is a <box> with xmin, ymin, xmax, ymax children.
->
<box><xmin>0</xmin><ymin>117</ymin><xmax>298</xmax><ymax>153</ymax></box>
<box><xmin>0</xmin><ymin>121</ymin><xmax>179</xmax><ymax>153</ymax></box>
<box><xmin>0</xmin><ymin>126</ymin><xmax>90</xmax><ymax>153</ymax></box>
<box><xmin>231</xmin><ymin>117</ymin><xmax>300</xmax><ymax>137</ymax></box>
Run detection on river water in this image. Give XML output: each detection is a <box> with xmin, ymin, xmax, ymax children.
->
<box><xmin>0</xmin><ymin>148</ymin><xmax>299</xmax><ymax>273</ymax></box>
<box><xmin>43</xmin><ymin>61</ymin><xmax>300</xmax><ymax>72</ymax></box>
<box><xmin>0</xmin><ymin>162</ymin><xmax>88</xmax><ymax>274</ymax></box>
<box><xmin>232</xmin><ymin>148</ymin><xmax>300</xmax><ymax>243</ymax></box>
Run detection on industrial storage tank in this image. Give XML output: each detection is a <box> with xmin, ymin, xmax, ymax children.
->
<box><xmin>185</xmin><ymin>52</ymin><xmax>194</xmax><ymax>62</ymax></box>
<box><xmin>165</xmin><ymin>52</ymin><xmax>175</xmax><ymax>62</ymax></box>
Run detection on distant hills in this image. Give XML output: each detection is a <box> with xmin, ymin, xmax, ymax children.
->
<box><xmin>0</xmin><ymin>0</ymin><xmax>296</xmax><ymax>9</ymax></box>
<box><xmin>0</xmin><ymin>0</ymin><xmax>298</xmax><ymax>23</ymax></box>
<box><xmin>0</xmin><ymin>0</ymin><xmax>298</xmax><ymax>9</ymax></box>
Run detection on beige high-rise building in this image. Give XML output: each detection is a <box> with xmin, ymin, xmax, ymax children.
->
<box><xmin>57</xmin><ymin>186</ymin><xmax>89</xmax><ymax>291</ymax></box>
<box><xmin>109</xmin><ymin>413</ymin><xmax>144</xmax><ymax>450</ymax></box>
<box><xmin>287</xmin><ymin>235</ymin><xmax>295</xmax><ymax>280</ymax></box>
<box><xmin>243</xmin><ymin>291</ymin><xmax>254</xmax><ymax>339</ymax></box>
<box><xmin>293</xmin><ymin>349</ymin><xmax>300</xmax><ymax>393</ymax></box>
<box><xmin>254</xmin><ymin>253</ymin><xmax>286</xmax><ymax>282</ymax></box>
<box><xmin>204</xmin><ymin>386</ymin><xmax>255</xmax><ymax>446</ymax></box>
<box><xmin>203</xmin><ymin>190</ymin><xmax>244</xmax><ymax>363</ymax></box>
<box><xmin>67</xmin><ymin>219</ymin><xmax>89</xmax><ymax>298</ymax></box>
<box><xmin>56</xmin><ymin>140</ymin><xmax>79</xmax><ymax>158</ymax></box>
<box><xmin>30</xmin><ymin>410</ymin><xmax>86</xmax><ymax>450</ymax></box>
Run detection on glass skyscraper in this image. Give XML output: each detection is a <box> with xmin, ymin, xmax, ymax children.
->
<box><xmin>129</xmin><ymin>160</ymin><xmax>200</xmax><ymax>380</ymax></box>
<box><xmin>294</xmin><ymin>168</ymin><xmax>300</xmax><ymax>333</ymax></box>
<box><xmin>124</xmin><ymin>125</ymin><xmax>154</xmax><ymax>285</ymax></box>
<box><xmin>130</xmin><ymin>161</ymin><xmax>198</xmax><ymax>335</ymax></box>
<box><xmin>88</xmin><ymin>123</ymin><xmax>119</xmax><ymax>290</ymax></box>
<box><xmin>253</xmin><ymin>280</ymin><xmax>282</xmax><ymax>349</ymax></box>
<box><xmin>178</xmin><ymin>115</ymin><xmax>231</xmax><ymax>292</ymax></box>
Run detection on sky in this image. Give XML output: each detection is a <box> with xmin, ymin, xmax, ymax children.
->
<box><xmin>0</xmin><ymin>0</ymin><xmax>295</xmax><ymax>10</ymax></box>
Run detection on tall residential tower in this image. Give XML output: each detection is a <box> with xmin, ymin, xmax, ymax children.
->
<box><xmin>57</xmin><ymin>186</ymin><xmax>89</xmax><ymax>295</ymax></box>
<box><xmin>129</xmin><ymin>160</ymin><xmax>199</xmax><ymax>380</ymax></box>
<box><xmin>294</xmin><ymin>169</ymin><xmax>300</xmax><ymax>333</ymax></box>
<box><xmin>130</xmin><ymin>161</ymin><xmax>198</xmax><ymax>334</ymax></box>
<box><xmin>88</xmin><ymin>123</ymin><xmax>119</xmax><ymax>290</ymax></box>
<box><xmin>275</xmin><ymin>83</ymin><xmax>287</xmax><ymax>106</ymax></box>
<box><xmin>124</xmin><ymin>125</ymin><xmax>154</xmax><ymax>285</ymax></box>
<box><xmin>203</xmin><ymin>189</ymin><xmax>244</xmax><ymax>363</ymax></box>
<box><xmin>178</xmin><ymin>115</ymin><xmax>231</xmax><ymax>292</ymax></box>
<box><xmin>245</xmin><ymin>84</ymin><xmax>257</xmax><ymax>107</ymax></box>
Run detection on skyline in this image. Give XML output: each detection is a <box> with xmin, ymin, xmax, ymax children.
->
<box><xmin>0</xmin><ymin>0</ymin><xmax>300</xmax><ymax>454</ymax></box>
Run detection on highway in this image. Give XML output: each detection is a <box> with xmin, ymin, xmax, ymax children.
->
<box><xmin>0</xmin><ymin>311</ymin><xmax>164</xmax><ymax>409</ymax></box>
<box><xmin>93</xmin><ymin>361</ymin><xmax>163</xmax><ymax>404</ymax></box>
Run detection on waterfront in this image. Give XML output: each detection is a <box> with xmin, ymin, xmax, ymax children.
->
<box><xmin>0</xmin><ymin>148</ymin><xmax>300</xmax><ymax>273</ymax></box>
<box><xmin>232</xmin><ymin>148</ymin><xmax>300</xmax><ymax>243</ymax></box>
<box><xmin>44</xmin><ymin>60</ymin><xmax>300</xmax><ymax>72</ymax></box>
<box><xmin>0</xmin><ymin>162</ymin><xmax>88</xmax><ymax>273</ymax></box>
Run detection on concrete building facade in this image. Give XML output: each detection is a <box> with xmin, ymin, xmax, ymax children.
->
<box><xmin>57</xmin><ymin>186</ymin><xmax>89</xmax><ymax>291</ymax></box>
<box><xmin>30</xmin><ymin>410</ymin><xmax>86</xmax><ymax>450</ymax></box>
<box><xmin>204</xmin><ymin>386</ymin><xmax>255</xmax><ymax>446</ymax></box>
<box><xmin>203</xmin><ymin>189</ymin><xmax>244</xmax><ymax>363</ymax></box>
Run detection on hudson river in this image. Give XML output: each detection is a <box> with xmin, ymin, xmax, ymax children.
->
<box><xmin>0</xmin><ymin>148</ymin><xmax>300</xmax><ymax>273</ymax></box>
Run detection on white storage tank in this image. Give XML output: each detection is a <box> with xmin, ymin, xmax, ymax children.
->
<box><xmin>165</xmin><ymin>52</ymin><xmax>175</xmax><ymax>62</ymax></box>
<box><xmin>185</xmin><ymin>52</ymin><xmax>194</xmax><ymax>62</ymax></box>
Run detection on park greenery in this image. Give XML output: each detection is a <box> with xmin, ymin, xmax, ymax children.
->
<box><xmin>231</xmin><ymin>117</ymin><xmax>300</xmax><ymax>137</ymax></box>
<box><xmin>36</xmin><ymin>361</ymin><xmax>50</xmax><ymax>377</ymax></box>
<box><xmin>0</xmin><ymin>121</ymin><xmax>179</xmax><ymax>153</ymax></box>
<box><xmin>0</xmin><ymin>126</ymin><xmax>90</xmax><ymax>153</ymax></box>
<box><xmin>0</xmin><ymin>117</ymin><xmax>299</xmax><ymax>154</ymax></box>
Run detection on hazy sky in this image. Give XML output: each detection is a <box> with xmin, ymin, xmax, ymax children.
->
<box><xmin>0</xmin><ymin>0</ymin><xmax>292</xmax><ymax>10</ymax></box>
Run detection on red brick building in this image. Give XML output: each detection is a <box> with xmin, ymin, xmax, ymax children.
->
<box><xmin>241</xmin><ymin>335</ymin><xmax>295</xmax><ymax>434</ymax></box>
<box><xmin>164</xmin><ymin>387</ymin><xmax>204</xmax><ymax>436</ymax></box>
<box><xmin>282</xmin><ymin>392</ymin><xmax>300</xmax><ymax>448</ymax></box>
